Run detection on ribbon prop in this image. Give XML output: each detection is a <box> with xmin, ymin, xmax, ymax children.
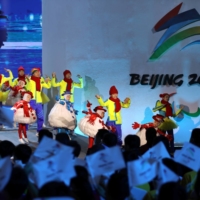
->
<box><xmin>181</xmin><ymin>107</ymin><xmax>200</xmax><ymax>117</ymax></box>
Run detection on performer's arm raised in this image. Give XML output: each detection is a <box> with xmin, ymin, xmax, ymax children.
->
<box><xmin>95</xmin><ymin>95</ymin><xmax>108</xmax><ymax>107</ymax></box>
<box><xmin>152</xmin><ymin>100</ymin><xmax>165</xmax><ymax>112</ymax></box>
<box><xmin>121</xmin><ymin>97</ymin><xmax>131</xmax><ymax>108</ymax></box>
<box><xmin>73</xmin><ymin>75</ymin><xmax>83</xmax><ymax>88</ymax></box>
<box><xmin>51</xmin><ymin>72</ymin><xmax>61</xmax><ymax>87</ymax></box>
<box><xmin>173</xmin><ymin>105</ymin><xmax>183</xmax><ymax>117</ymax></box>
<box><xmin>3</xmin><ymin>68</ymin><xmax>13</xmax><ymax>84</ymax></box>
<box><xmin>41</xmin><ymin>77</ymin><xmax>51</xmax><ymax>89</ymax></box>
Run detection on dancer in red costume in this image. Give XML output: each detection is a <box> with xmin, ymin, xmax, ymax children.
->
<box><xmin>6</xmin><ymin>79</ymin><xmax>26</xmax><ymax>106</ymax></box>
<box><xmin>12</xmin><ymin>91</ymin><xmax>37</xmax><ymax>144</ymax></box>
<box><xmin>132</xmin><ymin>114</ymin><xmax>172</xmax><ymax>146</ymax></box>
<box><xmin>79</xmin><ymin>101</ymin><xmax>115</xmax><ymax>148</ymax></box>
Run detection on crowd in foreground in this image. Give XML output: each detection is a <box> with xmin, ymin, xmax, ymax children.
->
<box><xmin>0</xmin><ymin>127</ymin><xmax>200</xmax><ymax>200</ymax></box>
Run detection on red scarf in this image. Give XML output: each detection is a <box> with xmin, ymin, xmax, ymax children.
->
<box><xmin>161</xmin><ymin>100</ymin><xmax>172</xmax><ymax>117</ymax></box>
<box><xmin>109</xmin><ymin>97</ymin><xmax>121</xmax><ymax>113</ymax></box>
<box><xmin>31</xmin><ymin>76</ymin><xmax>41</xmax><ymax>91</ymax></box>
<box><xmin>0</xmin><ymin>74</ymin><xmax>2</xmax><ymax>83</ymax></box>
<box><xmin>10</xmin><ymin>86</ymin><xmax>22</xmax><ymax>97</ymax></box>
<box><xmin>17</xmin><ymin>74</ymin><xmax>25</xmax><ymax>82</ymax></box>
<box><xmin>22</xmin><ymin>100</ymin><xmax>30</xmax><ymax>117</ymax></box>
<box><xmin>63</xmin><ymin>78</ymin><xmax>73</xmax><ymax>91</ymax></box>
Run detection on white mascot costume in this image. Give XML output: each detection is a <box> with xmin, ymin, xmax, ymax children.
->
<box><xmin>12</xmin><ymin>91</ymin><xmax>36</xmax><ymax>143</ymax></box>
<box><xmin>79</xmin><ymin>101</ymin><xmax>113</xmax><ymax>148</ymax></box>
<box><xmin>132</xmin><ymin>114</ymin><xmax>168</xmax><ymax>146</ymax></box>
<box><xmin>48</xmin><ymin>91</ymin><xmax>77</xmax><ymax>134</ymax></box>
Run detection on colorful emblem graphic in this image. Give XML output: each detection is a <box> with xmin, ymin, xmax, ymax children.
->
<box><xmin>150</xmin><ymin>3</ymin><xmax>200</xmax><ymax>60</ymax></box>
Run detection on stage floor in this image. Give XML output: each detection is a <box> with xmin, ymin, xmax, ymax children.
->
<box><xmin>0</xmin><ymin>128</ymin><xmax>89</xmax><ymax>159</ymax></box>
<box><xmin>0</xmin><ymin>126</ymin><xmax>183</xmax><ymax>159</ymax></box>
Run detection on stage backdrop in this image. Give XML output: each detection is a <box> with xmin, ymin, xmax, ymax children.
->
<box><xmin>0</xmin><ymin>0</ymin><xmax>42</xmax><ymax>77</ymax></box>
<box><xmin>43</xmin><ymin>0</ymin><xmax>200</xmax><ymax>143</ymax></box>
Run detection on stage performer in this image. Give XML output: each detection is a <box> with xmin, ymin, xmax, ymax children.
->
<box><xmin>0</xmin><ymin>81</ymin><xmax>10</xmax><ymax>103</ymax></box>
<box><xmin>51</xmin><ymin>70</ymin><xmax>83</xmax><ymax>136</ymax></box>
<box><xmin>51</xmin><ymin>70</ymin><xmax>83</xmax><ymax>102</ymax></box>
<box><xmin>26</xmin><ymin>68</ymin><xmax>51</xmax><ymax>136</ymax></box>
<box><xmin>0</xmin><ymin>68</ymin><xmax>13</xmax><ymax>102</ymax></box>
<box><xmin>0</xmin><ymin>81</ymin><xmax>11</xmax><ymax>129</ymax></box>
<box><xmin>96</xmin><ymin>85</ymin><xmax>131</xmax><ymax>146</ymax></box>
<box><xmin>79</xmin><ymin>101</ymin><xmax>115</xmax><ymax>148</ymax></box>
<box><xmin>152</xmin><ymin>93</ymin><xmax>183</xmax><ymax>153</ymax></box>
<box><xmin>5</xmin><ymin>79</ymin><xmax>26</xmax><ymax>106</ymax></box>
<box><xmin>48</xmin><ymin>91</ymin><xmax>77</xmax><ymax>135</ymax></box>
<box><xmin>0</xmin><ymin>68</ymin><xmax>13</xmax><ymax>88</ymax></box>
<box><xmin>132</xmin><ymin>114</ymin><xmax>172</xmax><ymax>146</ymax></box>
<box><xmin>12</xmin><ymin>91</ymin><xmax>36</xmax><ymax>144</ymax></box>
<box><xmin>0</xmin><ymin>68</ymin><xmax>13</xmax><ymax>129</ymax></box>
<box><xmin>11</xmin><ymin>66</ymin><xmax>27</xmax><ymax>87</ymax></box>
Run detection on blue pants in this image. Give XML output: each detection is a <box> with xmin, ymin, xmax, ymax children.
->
<box><xmin>106</xmin><ymin>120</ymin><xmax>122</xmax><ymax>146</ymax></box>
<box><xmin>30</xmin><ymin>100</ymin><xmax>44</xmax><ymax>132</ymax></box>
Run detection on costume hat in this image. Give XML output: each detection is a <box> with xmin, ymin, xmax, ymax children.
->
<box><xmin>152</xmin><ymin>114</ymin><xmax>164</xmax><ymax>122</ymax></box>
<box><xmin>63</xmin><ymin>70</ymin><xmax>71</xmax><ymax>77</ymax></box>
<box><xmin>93</xmin><ymin>106</ymin><xmax>107</xmax><ymax>112</ymax></box>
<box><xmin>31</xmin><ymin>67</ymin><xmax>40</xmax><ymax>75</ymax></box>
<box><xmin>18</xmin><ymin>66</ymin><xmax>24</xmax><ymax>71</ymax></box>
<box><xmin>62</xmin><ymin>91</ymin><xmax>72</xmax><ymax>96</ymax></box>
<box><xmin>109</xmin><ymin>86</ymin><xmax>118</xmax><ymax>95</ymax></box>
<box><xmin>21</xmin><ymin>91</ymin><xmax>33</xmax><ymax>99</ymax></box>
<box><xmin>159</xmin><ymin>93</ymin><xmax>176</xmax><ymax>98</ymax></box>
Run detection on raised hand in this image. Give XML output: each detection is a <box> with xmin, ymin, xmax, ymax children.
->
<box><xmin>4</xmin><ymin>68</ymin><xmax>10</xmax><ymax>72</ymax></box>
<box><xmin>25</xmin><ymin>74</ymin><xmax>30</xmax><ymax>81</ymax></box>
<box><xmin>45</xmin><ymin>76</ymin><xmax>50</xmax><ymax>83</ymax></box>
<box><xmin>52</xmin><ymin>72</ymin><xmax>56</xmax><ymax>78</ymax></box>
<box><xmin>87</xmin><ymin>100</ymin><xmax>92</xmax><ymax>107</ymax></box>
<box><xmin>124</xmin><ymin>97</ymin><xmax>130</xmax><ymax>104</ymax></box>
<box><xmin>95</xmin><ymin>95</ymin><xmax>100</xmax><ymax>99</ymax></box>
<box><xmin>132</xmin><ymin>122</ymin><xmax>140</xmax><ymax>129</ymax></box>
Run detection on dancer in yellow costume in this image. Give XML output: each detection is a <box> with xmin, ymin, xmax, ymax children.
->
<box><xmin>153</xmin><ymin>93</ymin><xmax>183</xmax><ymax>153</ymax></box>
<box><xmin>0</xmin><ymin>68</ymin><xmax>13</xmax><ymax>128</ymax></box>
<box><xmin>0</xmin><ymin>68</ymin><xmax>13</xmax><ymax>102</ymax></box>
<box><xmin>96</xmin><ymin>85</ymin><xmax>131</xmax><ymax>146</ymax></box>
<box><xmin>51</xmin><ymin>70</ymin><xmax>83</xmax><ymax>103</ymax></box>
<box><xmin>26</xmin><ymin>68</ymin><xmax>51</xmax><ymax>135</ymax></box>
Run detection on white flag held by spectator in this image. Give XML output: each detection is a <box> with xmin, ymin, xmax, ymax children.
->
<box><xmin>155</xmin><ymin>160</ymin><xmax>180</xmax><ymax>190</ymax></box>
<box><xmin>174</xmin><ymin>142</ymin><xmax>200</xmax><ymax>171</ymax></box>
<box><xmin>0</xmin><ymin>157</ymin><xmax>12</xmax><ymax>191</ymax></box>
<box><xmin>29</xmin><ymin>136</ymin><xmax>74</xmax><ymax>163</ymax></box>
<box><xmin>86</xmin><ymin>146</ymin><xmax>125</xmax><ymax>178</ymax></box>
<box><xmin>174</xmin><ymin>149</ymin><xmax>181</xmax><ymax>158</ymax></box>
<box><xmin>31</xmin><ymin>150</ymin><xmax>76</xmax><ymax>188</ymax></box>
<box><xmin>127</xmin><ymin>158</ymin><xmax>157</xmax><ymax>187</ymax></box>
<box><xmin>142</xmin><ymin>141</ymin><xmax>170</xmax><ymax>162</ymax></box>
